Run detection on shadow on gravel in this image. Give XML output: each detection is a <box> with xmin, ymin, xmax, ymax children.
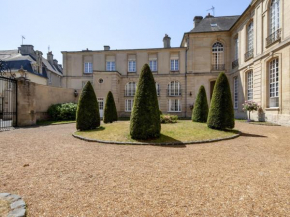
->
<box><xmin>240</xmin><ymin>132</ymin><xmax>267</xmax><ymax>138</ymax></box>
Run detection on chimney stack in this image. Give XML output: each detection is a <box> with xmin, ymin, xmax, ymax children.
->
<box><xmin>104</xmin><ymin>45</ymin><xmax>110</xmax><ymax>51</ymax></box>
<box><xmin>47</xmin><ymin>51</ymin><xmax>53</xmax><ymax>65</ymax></box>
<box><xmin>18</xmin><ymin>45</ymin><xmax>36</xmax><ymax>58</ymax></box>
<box><xmin>194</xmin><ymin>16</ymin><xmax>203</xmax><ymax>28</ymax></box>
<box><xmin>163</xmin><ymin>34</ymin><xmax>171</xmax><ymax>48</ymax></box>
<box><xmin>35</xmin><ymin>50</ymin><xmax>43</xmax><ymax>74</ymax></box>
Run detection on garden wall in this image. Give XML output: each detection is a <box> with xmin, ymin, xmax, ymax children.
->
<box><xmin>17</xmin><ymin>78</ymin><xmax>79</xmax><ymax>126</ymax></box>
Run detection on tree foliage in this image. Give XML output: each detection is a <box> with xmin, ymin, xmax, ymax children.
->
<box><xmin>130</xmin><ymin>64</ymin><xmax>161</xmax><ymax>139</ymax></box>
<box><xmin>207</xmin><ymin>72</ymin><xmax>235</xmax><ymax>130</ymax></box>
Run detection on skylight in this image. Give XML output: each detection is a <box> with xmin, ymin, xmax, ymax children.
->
<box><xmin>211</xmin><ymin>24</ymin><xmax>218</xmax><ymax>27</ymax></box>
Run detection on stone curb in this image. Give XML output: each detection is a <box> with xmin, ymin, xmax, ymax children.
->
<box><xmin>0</xmin><ymin>193</ymin><xmax>26</xmax><ymax>217</ymax></box>
<box><xmin>72</xmin><ymin>131</ymin><xmax>241</xmax><ymax>146</ymax></box>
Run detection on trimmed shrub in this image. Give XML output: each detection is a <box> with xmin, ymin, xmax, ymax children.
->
<box><xmin>76</xmin><ymin>81</ymin><xmax>100</xmax><ymax>131</ymax></box>
<box><xmin>192</xmin><ymin>85</ymin><xmax>209</xmax><ymax>123</ymax></box>
<box><xmin>47</xmin><ymin>103</ymin><xmax>77</xmax><ymax>121</ymax></box>
<box><xmin>160</xmin><ymin>114</ymin><xmax>178</xmax><ymax>124</ymax></box>
<box><xmin>103</xmin><ymin>91</ymin><xmax>118</xmax><ymax>123</ymax></box>
<box><xmin>207</xmin><ymin>72</ymin><xmax>235</xmax><ymax>130</ymax></box>
<box><xmin>130</xmin><ymin>64</ymin><xmax>161</xmax><ymax>139</ymax></box>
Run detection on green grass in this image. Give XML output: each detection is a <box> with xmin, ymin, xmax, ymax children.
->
<box><xmin>37</xmin><ymin>120</ymin><xmax>76</xmax><ymax>126</ymax></box>
<box><xmin>75</xmin><ymin>120</ymin><xmax>238</xmax><ymax>144</ymax></box>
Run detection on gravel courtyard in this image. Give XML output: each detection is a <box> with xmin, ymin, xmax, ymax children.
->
<box><xmin>1</xmin><ymin>122</ymin><xmax>290</xmax><ymax>216</ymax></box>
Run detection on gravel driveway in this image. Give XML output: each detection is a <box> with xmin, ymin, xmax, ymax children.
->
<box><xmin>1</xmin><ymin>122</ymin><xmax>290</xmax><ymax>216</ymax></box>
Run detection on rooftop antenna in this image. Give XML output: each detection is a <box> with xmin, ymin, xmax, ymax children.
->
<box><xmin>21</xmin><ymin>35</ymin><xmax>25</xmax><ymax>45</ymax></box>
<box><xmin>207</xmin><ymin>6</ymin><xmax>215</xmax><ymax>16</ymax></box>
<box><xmin>48</xmin><ymin>45</ymin><xmax>50</xmax><ymax>52</ymax></box>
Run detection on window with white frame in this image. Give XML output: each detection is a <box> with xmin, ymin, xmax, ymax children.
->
<box><xmin>212</xmin><ymin>42</ymin><xmax>224</xmax><ymax>68</ymax></box>
<box><xmin>269</xmin><ymin>58</ymin><xmax>279</xmax><ymax>107</ymax></box>
<box><xmin>84</xmin><ymin>62</ymin><xmax>93</xmax><ymax>73</ymax></box>
<box><xmin>149</xmin><ymin>59</ymin><xmax>158</xmax><ymax>72</ymax></box>
<box><xmin>247</xmin><ymin>71</ymin><xmax>253</xmax><ymax>101</ymax></box>
<box><xmin>168</xmin><ymin>81</ymin><xmax>181</xmax><ymax>96</ymax></box>
<box><xmin>170</xmin><ymin>59</ymin><xmax>179</xmax><ymax>71</ymax></box>
<box><xmin>234</xmin><ymin>77</ymin><xmax>238</xmax><ymax>109</ymax></box>
<box><xmin>168</xmin><ymin>99</ymin><xmax>181</xmax><ymax>112</ymax></box>
<box><xmin>234</xmin><ymin>37</ymin><xmax>239</xmax><ymax>60</ymax></box>
<box><xmin>156</xmin><ymin>82</ymin><xmax>160</xmax><ymax>96</ymax></box>
<box><xmin>270</xmin><ymin>0</ymin><xmax>280</xmax><ymax>35</ymax></box>
<box><xmin>128</xmin><ymin>60</ymin><xmax>136</xmax><ymax>72</ymax></box>
<box><xmin>125</xmin><ymin>82</ymin><xmax>136</xmax><ymax>96</ymax></box>
<box><xmin>247</xmin><ymin>21</ymin><xmax>254</xmax><ymax>52</ymax></box>
<box><xmin>125</xmin><ymin>99</ymin><xmax>134</xmax><ymax>112</ymax></box>
<box><xmin>106</xmin><ymin>61</ymin><xmax>115</xmax><ymax>71</ymax></box>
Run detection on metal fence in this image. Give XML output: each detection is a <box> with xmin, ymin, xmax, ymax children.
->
<box><xmin>0</xmin><ymin>60</ymin><xmax>17</xmax><ymax>131</ymax></box>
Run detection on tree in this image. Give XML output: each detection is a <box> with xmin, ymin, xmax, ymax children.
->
<box><xmin>103</xmin><ymin>91</ymin><xmax>118</xmax><ymax>123</ymax></box>
<box><xmin>192</xmin><ymin>85</ymin><xmax>209</xmax><ymax>123</ymax></box>
<box><xmin>207</xmin><ymin>72</ymin><xmax>235</xmax><ymax>130</ymax></box>
<box><xmin>76</xmin><ymin>81</ymin><xmax>100</xmax><ymax>131</ymax></box>
<box><xmin>130</xmin><ymin>64</ymin><xmax>161</xmax><ymax>139</ymax></box>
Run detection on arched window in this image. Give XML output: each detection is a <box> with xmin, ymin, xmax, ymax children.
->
<box><xmin>212</xmin><ymin>42</ymin><xmax>224</xmax><ymax>70</ymax></box>
<box><xmin>270</xmin><ymin>0</ymin><xmax>280</xmax><ymax>34</ymax></box>
<box><xmin>155</xmin><ymin>82</ymin><xmax>160</xmax><ymax>96</ymax></box>
<box><xmin>168</xmin><ymin>81</ymin><xmax>181</xmax><ymax>96</ymax></box>
<box><xmin>247</xmin><ymin>71</ymin><xmax>253</xmax><ymax>100</ymax></box>
<box><xmin>125</xmin><ymin>82</ymin><xmax>136</xmax><ymax>96</ymax></box>
<box><xmin>269</xmin><ymin>58</ymin><xmax>279</xmax><ymax>107</ymax></box>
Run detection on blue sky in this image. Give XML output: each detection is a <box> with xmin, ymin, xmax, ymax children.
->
<box><xmin>2</xmin><ymin>0</ymin><xmax>250</xmax><ymax>64</ymax></box>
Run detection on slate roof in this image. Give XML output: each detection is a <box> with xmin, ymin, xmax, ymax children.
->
<box><xmin>42</xmin><ymin>58</ymin><xmax>62</xmax><ymax>76</ymax></box>
<box><xmin>190</xmin><ymin>16</ymin><xmax>240</xmax><ymax>33</ymax></box>
<box><xmin>0</xmin><ymin>49</ymin><xmax>62</xmax><ymax>78</ymax></box>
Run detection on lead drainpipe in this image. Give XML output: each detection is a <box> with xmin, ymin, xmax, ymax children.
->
<box><xmin>185</xmin><ymin>34</ymin><xmax>189</xmax><ymax>118</ymax></box>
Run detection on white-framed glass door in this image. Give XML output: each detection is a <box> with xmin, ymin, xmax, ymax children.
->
<box><xmin>98</xmin><ymin>98</ymin><xmax>104</xmax><ymax>118</ymax></box>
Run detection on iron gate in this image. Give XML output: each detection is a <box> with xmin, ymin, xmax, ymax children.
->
<box><xmin>0</xmin><ymin>60</ymin><xmax>17</xmax><ymax>131</ymax></box>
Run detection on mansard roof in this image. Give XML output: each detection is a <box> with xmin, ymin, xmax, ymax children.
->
<box><xmin>190</xmin><ymin>15</ymin><xmax>240</xmax><ymax>33</ymax></box>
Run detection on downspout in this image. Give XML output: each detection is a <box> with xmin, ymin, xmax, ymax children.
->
<box><xmin>184</xmin><ymin>34</ymin><xmax>189</xmax><ymax>118</ymax></box>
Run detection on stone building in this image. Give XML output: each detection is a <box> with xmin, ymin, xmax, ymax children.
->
<box><xmin>0</xmin><ymin>45</ymin><xmax>63</xmax><ymax>87</ymax></box>
<box><xmin>62</xmin><ymin>0</ymin><xmax>290</xmax><ymax>125</ymax></box>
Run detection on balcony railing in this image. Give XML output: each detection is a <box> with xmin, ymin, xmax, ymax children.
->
<box><xmin>266</xmin><ymin>28</ymin><xmax>282</xmax><ymax>47</ymax></box>
<box><xmin>232</xmin><ymin>59</ymin><xmax>239</xmax><ymax>69</ymax></box>
<box><xmin>244</xmin><ymin>49</ymin><xmax>254</xmax><ymax>61</ymax></box>
<box><xmin>125</xmin><ymin>90</ymin><xmax>160</xmax><ymax>97</ymax></box>
<box><xmin>124</xmin><ymin>91</ymin><xmax>135</xmax><ymax>97</ymax></box>
<box><xmin>211</xmin><ymin>64</ymin><xmax>225</xmax><ymax>71</ymax></box>
<box><xmin>167</xmin><ymin>89</ymin><xmax>182</xmax><ymax>97</ymax></box>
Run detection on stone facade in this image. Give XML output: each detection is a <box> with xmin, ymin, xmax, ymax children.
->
<box><xmin>62</xmin><ymin>0</ymin><xmax>290</xmax><ymax>125</ymax></box>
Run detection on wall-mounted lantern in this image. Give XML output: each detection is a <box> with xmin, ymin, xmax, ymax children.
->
<box><xmin>74</xmin><ymin>90</ymin><xmax>78</xmax><ymax>98</ymax></box>
<box><xmin>189</xmin><ymin>91</ymin><xmax>192</xmax><ymax>97</ymax></box>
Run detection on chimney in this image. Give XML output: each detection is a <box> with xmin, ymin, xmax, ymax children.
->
<box><xmin>47</xmin><ymin>51</ymin><xmax>53</xmax><ymax>65</ymax></box>
<box><xmin>104</xmin><ymin>45</ymin><xmax>110</xmax><ymax>51</ymax></box>
<box><xmin>18</xmin><ymin>45</ymin><xmax>36</xmax><ymax>58</ymax></box>
<box><xmin>163</xmin><ymin>34</ymin><xmax>171</xmax><ymax>48</ymax></box>
<box><xmin>206</xmin><ymin>13</ymin><xmax>214</xmax><ymax>18</ymax></box>
<box><xmin>35</xmin><ymin>50</ymin><xmax>43</xmax><ymax>74</ymax></box>
<box><xmin>194</xmin><ymin>16</ymin><xmax>203</xmax><ymax>28</ymax></box>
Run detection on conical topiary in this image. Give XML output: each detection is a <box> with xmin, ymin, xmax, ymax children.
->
<box><xmin>130</xmin><ymin>64</ymin><xmax>161</xmax><ymax>139</ymax></box>
<box><xmin>103</xmin><ymin>91</ymin><xmax>118</xmax><ymax>123</ymax></box>
<box><xmin>207</xmin><ymin>72</ymin><xmax>235</xmax><ymax>130</ymax></box>
<box><xmin>76</xmin><ymin>81</ymin><xmax>100</xmax><ymax>131</ymax></box>
<box><xmin>192</xmin><ymin>85</ymin><xmax>209</xmax><ymax>123</ymax></box>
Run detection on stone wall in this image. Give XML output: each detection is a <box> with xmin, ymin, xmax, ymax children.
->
<box><xmin>17</xmin><ymin>79</ymin><xmax>78</xmax><ymax>126</ymax></box>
